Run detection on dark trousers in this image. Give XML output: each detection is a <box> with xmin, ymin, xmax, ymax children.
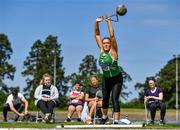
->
<box><xmin>37</xmin><ymin>100</ymin><xmax>55</xmax><ymax>115</ymax></box>
<box><xmin>102</xmin><ymin>73</ymin><xmax>123</xmax><ymax>112</ymax></box>
<box><xmin>147</xmin><ymin>101</ymin><xmax>166</xmax><ymax>121</ymax></box>
<box><xmin>3</xmin><ymin>103</ymin><xmax>24</xmax><ymax>120</ymax></box>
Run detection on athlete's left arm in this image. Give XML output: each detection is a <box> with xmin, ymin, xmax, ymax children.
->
<box><xmin>107</xmin><ymin>18</ymin><xmax>118</xmax><ymax>54</ymax></box>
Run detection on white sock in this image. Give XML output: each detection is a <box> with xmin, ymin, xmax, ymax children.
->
<box><xmin>102</xmin><ymin>115</ymin><xmax>108</xmax><ymax>119</ymax></box>
<box><xmin>114</xmin><ymin>119</ymin><xmax>119</xmax><ymax>122</ymax></box>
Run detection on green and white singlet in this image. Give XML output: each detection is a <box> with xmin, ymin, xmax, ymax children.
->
<box><xmin>99</xmin><ymin>52</ymin><xmax>120</xmax><ymax>78</ymax></box>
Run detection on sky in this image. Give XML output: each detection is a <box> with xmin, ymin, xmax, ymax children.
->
<box><xmin>0</xmin><ymin>0</ymin><xmax>180</xmax><ymax>101</ymax></box>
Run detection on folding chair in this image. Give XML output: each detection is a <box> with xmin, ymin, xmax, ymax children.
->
<box><xmin>36</xmin><ymin>108</ymin><xmax>43</xmax><ymax>123</ymax></box>
<box><xmin>144</xmin><ymin>101</ymin><xmax>150</xmax><ymax>124</ymax></box>
<box><xmin>93</xmin><ymin>91</ymin><xmax>115</xmax><ymax>124</ymax></box>
<box><xmin>144</xmin><ymin>101</ymin><xmax>161</xmax><ymax>124</ymax></box>
<box><xmin>36</xmin><ymin>108</ymin><xmax>56</xmax><ymax>123</ymax></box>
<box><xmin>93</xmin><ymin>90</ymin><xmax>103</xmax><ymax>124</ymax></box>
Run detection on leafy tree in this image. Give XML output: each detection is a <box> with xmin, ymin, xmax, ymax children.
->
<box><xmin>120</xmin><ymin>66</ymin><xmax>132</xmax><ymax>100</ymax></box>
<box><xmin>22</xmin><ymin>35</ymin><xmax>68</xmax><ymax>107</ymax></box>
<box><xmin>0</xmin><ymin>91</ymin><xmax>6</xmax><ymax>109</ymax></box>
<box><xmin>22</xmin><ymin>39</ymin><xmax>44</xmax><ymax>98</ymax></box>
<box><xmin>135</xmin><ymin>57</ymin><xmax>180</xmax><ymax>108</ymax></box>
<box><xmin>79</xmin><ymin>55</ymin><xmax>100</xmax><ymax>77</ymax></box>
<box><xmin>157</xmin><ymin>57</ymin><xmax>180</xmax><ymax>108</ymax></box>
<box><xmin>68</xmin><ymin>55</ymin><xmax>101</xmax><ymax>92</ymax></box>
<box><xmin>0</xmin><ymin>33</ymin><xmax>16</xmax><ymax>94</ymax></box>
<box><xmin>79</xmin><ymin>55</ymin><xmax>102</xmax><ymax>90</ymax></box>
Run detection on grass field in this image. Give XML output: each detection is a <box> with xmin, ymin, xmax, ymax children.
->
<box><xmin>0</xmin><ymin>108</ymin><xmax>179</xmax><ymax>129</ymax></box>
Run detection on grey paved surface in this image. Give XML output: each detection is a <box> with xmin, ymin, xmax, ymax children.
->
<box><xmin>0</xmin><ymin>109</ymin><xmax>177</xmax><ymax>122</ymax></box>
<box><xmin>0</xmin><ymin>110</ymin><xmax>179</xmax><ymax>130</ymax></box>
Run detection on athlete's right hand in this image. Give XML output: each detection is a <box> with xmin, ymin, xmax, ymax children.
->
<box><xmin>96</xmin><ymin>16</ymin><xmax>104</xmax><ymax>22</ymax></box>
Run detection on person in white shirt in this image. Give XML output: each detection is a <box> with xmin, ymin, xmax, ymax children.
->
<box><xmin>34</xmin><ymin>73</ymin><xmax>59</xmax><ymax>123</ymax></box>
<box><xmin>3</xmin><ymin>88</ymin><xmax>29</xmax><ymax>122</ymax></box>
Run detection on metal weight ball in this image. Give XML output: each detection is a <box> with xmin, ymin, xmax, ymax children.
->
<box><xmin>116</xmin><ymin>5</ymin><xmax>127</xmax><ymax>16</ymax></box>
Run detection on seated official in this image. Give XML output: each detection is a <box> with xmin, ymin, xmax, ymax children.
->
<box><xmin>144</xmin><ymin>78</ymin><xmax>166</xmax><ymax>124</ymax></box>
<box><xmin>3</xmin><ymin>88</ymin><xmax>29</xmax><ymax>122</ymax></box>
<box><xmin>66</xmin><ymin>82</ymin><xmax>84</xmax><ymax>122</ymax></box>
<box><xmin>85</xmin><ymin>76</ymin><xmax>102</xmax><ymax>124</ymax></box>
<box><xmin>34</xmin><ymin>73</ymin><xmax>59</xmax><ymax>123</ymax></box>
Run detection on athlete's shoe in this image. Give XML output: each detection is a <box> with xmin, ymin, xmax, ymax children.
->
<box><xmin>100</xmin><ymin>117</ymin><xmax>108</xmax><ymax>124</ymax></box>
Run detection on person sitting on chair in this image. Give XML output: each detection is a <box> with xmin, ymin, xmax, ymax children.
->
<box><xmin>34</xmin><ymin>73</ymin><xmax>59</xmax><ymax>123</ymax></box>
<box><xmin>85</xmin><ymin>76</ymin><xmax>102</xmax><ymax>124</ymax></box>
<box><xmin>144</xmin><ymin>78</ymin><xmax>166</xmax><ymax>124</ymax></box>
<box><xmin>66</xmin><ymin>81</ymin><xmax>84</xmax><ymax>122</ymax></box>
<box><xmin>3</xmin><ymin>88</ymin><xmax>29</xmax><ymax>122</ymax></box>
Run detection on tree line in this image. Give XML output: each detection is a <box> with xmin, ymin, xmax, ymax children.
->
<box><xmin>0</xmin><ymin>33</ymin><xmax>179</xmax><ymax>109</ymax></box>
